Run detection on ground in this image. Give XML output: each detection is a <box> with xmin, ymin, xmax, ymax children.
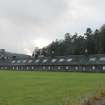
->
<box><xmin>0</xmin><ymin>71</ymin><xmax>105</xmax><ymax>105</ymax></box>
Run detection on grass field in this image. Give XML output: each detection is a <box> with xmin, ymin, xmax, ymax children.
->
<box><xmin>0</xmin><ymin>71</ymin><xmax>105</xmax><ymax>105</ymax></box>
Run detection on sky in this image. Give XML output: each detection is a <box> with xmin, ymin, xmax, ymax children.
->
<box><xmin>0</xmin><ymin>0</ymin><xmax>105</xmax><ymax>55</ymax></box>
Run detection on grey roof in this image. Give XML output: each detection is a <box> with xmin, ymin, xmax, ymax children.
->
<box><xmin>0</xmin><ymin>49</ymin><xmax>30</xmax><ymax>59</ymax></box>
<box><xmin>9</xmin><ymin>54</ymin><xmax>105</xmax><ymax>66</ymax></box>
<box><xmin>1</xmin><ymin>53</ymin><xmax>105</xmax><ymax>66</ymax></box>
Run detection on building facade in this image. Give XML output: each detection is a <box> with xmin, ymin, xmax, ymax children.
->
<box><xmin>0</xmin><ymin>53</ymin><xmax>105</xmax><ymax>72</ymax></box>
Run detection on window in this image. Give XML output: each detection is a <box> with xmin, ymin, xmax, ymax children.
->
<box><xmin>92</xmin><ymin>66</ymin><xmax>95</xmax><ymax>70</ymax></box>
<box><xmin>12</xmin><ymin>60</ymin><xmax>16</xmax><ymax>64</ymax></box>
<box><xmin>28</xmin><ymin>60</ymin><xmax>33</xmax><ymax>63</ymax></box>
<box><xmin>4</xmin><ymin>57</ymin><xmax>7</xmax><ymax>59</ymax></box>
<box><xmin>66</xmin><ymin>66</ymin><xmax>69</xmax><ymax>70</ymax></box>
<box><xmin>12</xmin><ymin>56</ymin><xmax>16</xmax><ymax>59</ymax></box>
<box><xmin>43</xmin><ymin>66</ymin><xmax>45</xmax><ymax>70</ymax></box>
<box><xmin>5</xmin><ymin>67</ymin><xmax>7</xmax><ymax>69</ymax></box>
<box><xmin>59</xmin><ymin>58</ymin><xmax>64</xmax><ymax>62</ymax></box>
<box><xmin>27</xmin><ymin>67</ymin><xmax>29</xmax><ymax>70</ymax></box>
<box><xmin>13</xmin><ymin>67</ymin><xmax>15</xmax><ymax>70</ymax></box>
<box><xmin>89</xmin><ymin>58</ymin><xmax>96</xmax><ymax>61</ymax></box>
<box><xmin>23</xmin><ymin>60</ymin><xmax>27</xmax><ymax>63</ymax></box>
<box><xmin>48</xmin><ymin>66</ymin><xmax>50</xmax><ymax>70</ymax></box>
<box><xmin>58</xmin><ymin>66</ymin><xmax>61</xmax><ymax>70</ymax></box>
<box><xmin>67</xmin><ymin>58</ymin><xmax>72</xmax><ymax>62</ymax></box>
<box><xmin>32</xmin><ymin>66</ymin><xmax>34</xmax><ymax>70</ymax></box>
<box><xmin>51</xmin><ymin>59</ymin><xmax>57</xmax><ymax>63</ymax></box>
<box><xmin>35</xmin><ymin>59</ymin><xmax>40</xmax><ymax>63</ymax></box>
<box><xmin>16</xmin><ymin>66</ymin><xmax>18</xmax><ymax>70</ymax></box>
<box><xmin>75</xmin><ymin>66</ymin><xmax>78</xmax><ymax>70</ymax></box>
<box><xmin>21</xmin><ymin>66</ymin><xmax>23</xmax><ymax>70</ymax></box>
<box><xmin>43</xmin><ymin>59</ymin><xmax>48</xmax><ymax>63</ymax></box>
<box><xmin>99</xmin><ymin>57</ymin><xmax>105</xmax><ymax>61</ymax></box>
<box><xmin>103</xmin><ymin>66</ymin><xmax>105</xmax><ymax>70</ymax></box>
<box><xmin>83</xmin><ymin>67</ymin><xmax>85</xmax><ymax>71</ymax></box>
<box><xmin>17</xmin><ymin>60</ymin><xmax>21</xmax><ymax>63</ymax></box>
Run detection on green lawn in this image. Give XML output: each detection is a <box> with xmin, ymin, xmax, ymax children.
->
<box><xmin>0</xmin><ymin>71</ymin><xmax>105</xmax><ymax>105</ymax></box>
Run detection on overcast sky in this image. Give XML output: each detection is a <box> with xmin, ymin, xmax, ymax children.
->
<box><xmin>0</xmin><ymin>0</ymin><xmax>105</xmax><ymax>55</ymax></box>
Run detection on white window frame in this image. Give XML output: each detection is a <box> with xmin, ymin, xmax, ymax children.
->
<box><xmin>51</xmin><ymin>59</ymin><xmax>57</xmax><ymax>63</ymax></box>
<box><xmin>103</xmin><ymin>66</ymin><xmax>105</xmax><ymax>70</ymax></box>
<box><xmin>75</xmin><ymin>66</ymin><xmax>78</xmax><ymax>70</ymax></box>
<box><xmin>67</xmin><ymin>58</ymin><xmax>72</xmax><ymax>62</ymax></box>
<box><xmin>59</xmin><ymin>58</ymin><xmax>64</xmax><ymax>62</ymax></box>
<box><xmin>100</xmin><ymin>57</ymin><xmax>105</xmax><ymax>61</ymax></box>
<box><xmin>32</xmin><ymin>66</ymin><xmax>34</xmax><ymax>70</ymax></box>
<box><xmin>17</xmin><ymin>60</ymin><xmax>21</xmax><ymax>63</ymax></box>
<box><xmin>66</xmin><ymin>66</ymin><xmax>69</xmax><ymax>70</ymax></box>
<box><xmin>92</xmin><ymin>66</ymin><xmax>95</xmax><ymax>70</ymax></box>
<box><xmin>35</xmin><ymin>59</ymin><xmax>40</xmax><ymax>63</ymax></box>
<box><xmin>89</xmin><ymin>58</ymin><xmax>96</xmax><ymax>61</ymax></box>
<box><xmin>28</xmin><ymin>60</ymin><xmax>33</xmax><ymax>63</ymax></box>
<box><xmin>12</xmin><ymin>60</ymin><xmax>16</xmax><ymax>64</ymax></box>
<box><xmin>43</xmin><ymin>59</ymin><xmax>48</xmax><ymax>63</ymax></box>
<box><xmin>23</xmin><ymin>60</ymin><xmax>27</xmax><ymax>63</ymax></box>
<box><xmin>58</xmin><ymin>66</ymin><xmax>61</xmax><ymax>70</ymax></box>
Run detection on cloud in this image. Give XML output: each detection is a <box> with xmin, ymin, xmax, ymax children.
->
<box><xmin>0</xmin><ymin>0</ymin><xmax>104</xmax><ymax>55</ymax></box>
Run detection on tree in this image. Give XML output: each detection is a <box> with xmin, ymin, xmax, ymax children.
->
<box><xmin>32</xmin><ymin>24</ymin><xmax>105</xmax><ymax>56</ymax></box>
<box><xmin>32</xmin><ymin>47</ymin><xmax>40</xmax><ymax>58</ymax></box>
<box><xmin>99</xmin><ymin>24</ymin><xmax>105</xmax><ymax>53</ymax></box>
<box><xmin>84</xmin><ymin>28</ymin><xmax>95</xmax><ymax>54</ymax></box>
<box><xmin>94</xmin><ymin>29</ymin><xmax>100</xmax><ymax>53</ymax></box>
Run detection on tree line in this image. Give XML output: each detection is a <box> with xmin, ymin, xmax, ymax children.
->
<box><xmin>32</xmin><ymin>24</ymin><xmax>105</xmax><ymax>57</ymax></box>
